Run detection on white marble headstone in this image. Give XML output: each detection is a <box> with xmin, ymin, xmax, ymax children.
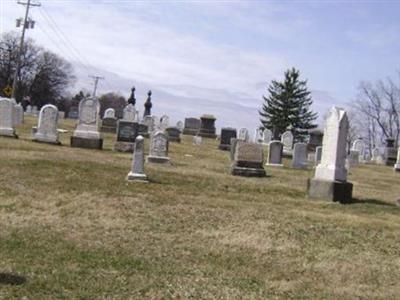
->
<box><xmin>104</xmin><ymin>108</ymin><xmax>115</xmax><ymax>119</ymax></box>
<box><xmin>238</xmin><ymin>128</ymin><xmax>249</xmax><ymax>142</ymax></box>
<box><xmin>0</xmin><ymin>98</ymin><xmax>17</xmax><ymax>137</ymax></box>
<box><xmin>33</xmin><ymin>104</ymin><xmax>59</xmax><ymax>143</ymax></box>
<box><xmin>73</xmin><ymin>97</ymin><xmax>101</xmax><ymax>139</ymax></box>
<box><xmin>263</xmin><ymin>128</ymin><xmax>272</xmax><ymax>144</ymax></box>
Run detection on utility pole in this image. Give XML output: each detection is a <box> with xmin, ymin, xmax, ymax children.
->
<box><xmin>89</xmin><ymin>75</ymin><xmax>104</xmax><ymax>97</ymax></box>
<box><xmin>11</xmin><ymin>0</ymin><xmax>41</xmax><ymax>100</ymax></box>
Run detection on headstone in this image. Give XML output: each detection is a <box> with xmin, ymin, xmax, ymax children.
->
<box><xmin>198</xmin><ymin>114</ymin><xmax>217</xmax><ymax>138</ymax></box>
<box><xmin>176</xmin><ymin>121</ymin><xmax>184</xmax><ymax>131</ymax></box>
<box><xmin>394</xmin><ymin>147</ymin><xmax>400</xmax><ymax>172</ymax></box>
<box><xmin>0</xmin><ymin>98</ymin><xmax>18</xmax><ymax>138</ymax></box>
<box><xmin>114</xmin><ymin>120</ymin><xmax>139</xmax><ymax>152</ymax></box>
<box><xmin>32</xmin><ymin>106</ymin><xmax>38</xmax><ymax>116</ymax></box>
<box><xmin>58</xmin><ymin>111</ymin><xmax>65</xmax><ymax>119</ymax></box>
<box><xmin>219</xmin><ymin>127</ymin><xmax>237</xmax><ymax>150</ymax></box>
<box><xmin>371</xmin><ymin>147</ymin><xmax>380</xmax><ymax>162</ymax></box>
<box><xmin>193</xmin><ymin>135</ymin><xmax>202</xmax><ymax>145</ymax></box>
<box><xmin>71</xmin><ymin>97</ymin><xmax>103</xmax><ymax>149</ymax></box>
<box><xmin>315</xmin><ymin>146</ymin><xmax>322</xmax><ymax>166</ymax></box>
<box><xmin>308</xmin><ymin>107</ymin><xmax>353</xmax><ymax>203</ymax></box>
<box><xmin>14</xmin><ymin>104</ymin><xmax>24</xmax><ymax>125</ymax></box>
<box><xmin>68</xmin><ymin>106</ymin><xmax>79</xmax><ymax>119</ymax></box>
<box><xmin>384</xmin><ymin>138</ymin><xmax>397</xmax><ymax>166</ymax></box>
<box><xmin>123</xmin><ymin>104</ymin><xmax>136</xmax><ymax>122</ymax></box>
<box><xmin>254</xmin><ymin>129</ymin><xmax>263</xmax><ymax>143</ymax></box>
<box><xmin>266</xmin><ymin>141</ymin><xmax>283</xmax><ymax>167</ymax></box>
<box><xmin>183</xmin><ymin>117</ymin><xmax>201</xmax><ymax>135</ymax></box>
<box><xmin>165</xmin><ymin>126</ymin><xmax>181</xmax><ymax>143</ymax></box>
<box><xmin>263</xmin><ymin>128</ymin><xmax>272</xmax><ymax>145</ymax></box>
<box><xmin>281</xmin><ymin>131</ymin><xmax>293</xmax><ymax>157</ymax></box>
<box><xmin>147</xmin><ymin>131</ymin><xmax>170</xmax><ymax>164</ymax></box>
<box><xmin>26</xmin><ymin>105</ymin><xmax>32</xmax><ymax>114</ymax></box>
<box><xmin>231</xmin><ymin>140</ymin><xmax>266</xmax><ymax>177</ymax></box>
<box><xmin>292</xmin><ymin>143</ymin><xmax>308</xmax><ymax>169</ymax></box>
<box><xmin>352</xmin><ymin>138</ymin><xmax>365</xmax><ymax>162</ymax></box>
<box><xmin>32</xmin><ymin>104</ymin><xmax>60</xmax><ymax>144</ymax></box>
<box><xmin>347</xmin><ymin>150</ymin><xmax>360</xmax><ymax>168</ymax></box>
<box><xmin>103</xmin><ymin>108</ymin><xmax>115</xmax><ymax>119</ymax></box>
<box><xmin>307</xmin><ymin>129</ymin><xmax>323</xmax><ymax>152</ymax></box>
<box><xmin>159</xmin><ymin>115</ymin><xmax>170</xmax><ymax>131</ymax></box>
<box><xmin>238</xmin><ymin>128</ymin><xmax>249</xmax><ymax>142</ymax></box>
<box><xmin>126</xmin><ymin>135</ymin><xmax>148</xmax><ymax>182</ymax></box>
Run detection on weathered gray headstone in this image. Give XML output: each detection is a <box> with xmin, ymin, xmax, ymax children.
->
<box><xmin>14</xmin><ymin>104</ymin><xmax>24</xmax><ymax>125</ymax></box>
<box><xmin>219</xmin><ymin>127</ymin><xmax>237</xmax><ymax>150</ymax></box>
<box><xmin>114</xmin><ymin>120</ymin><xmax>139</xmax><ymax>152</ymax></box>
<box><xmin>33</xmin><ymin>104</ymin><xmax>60</xmax><ymax>144</ymax></box>
<box><xmin>231</xmin><ymin>140</ymin><xmax>266</xmax><ymax>177</ymax></box>
<box><xmin>147</xmin><ymin>131</ymin><xmax>170</xmax><ymax>164</ymax></box>
<box><xmin>183</xmin><ymin>117</ymin><xmax>201</xmax><ymax>135</ymax></box>
<box><xmin>32</xmin><ymin>106</ymin><xmax>38</xmax><ymax>116</ymax></box>
<box><xmin>384</xmin><ymin>138</ymin><xmax>397</xmax><ymax>166</ymax></box>
<box><xmin>104</xmin><ymin>108</ymin><xmax>115</xmax><ymax>119</ymax></box>
<box><xmin>71</xmin><ymin>97</ymin><xmax>103</xmax><ymax>149</ymax></box>
<box><xmin>266</xmin><ymin>141</ymin><xmax>283</xmax><ymax>167</ymax></box>
<box><xmin>26</xmin><ymin>105</ymin><xmax>32</xmax><ymax>114</ymax></box>
<box><xmin>193</xmin><ymin>135</ymin><xmax>202</xmax><ymax>145</ymax></box>
<box><xmin>254</xmin><ymin>129</ymin><xmax>263</xmax><ymax>143</ymax></box>
<box><xmin>0</xmin><ymin>98</ymin><xmax>18</xmax><ymax>138</ymax></box>
<box><xmin>292</xmin><ymin>142</ymin><xmax>307</xmax><ymax>169</ymax></box>
<box><xmin>127</xmin><ymin>135</ymin><xmax>148</xmax><ymax>181</ymax></box>
<box><xmin>281</xmin><ymin>131</ymin><xmax>293</xmax><ymax>156</ymax></box>
<box><xmin>238</xmin><ymin>128</ymin><xmax>249</xmax><ymax>142</ymax></box>
<box><xmin>308</xmin><ymin>107</ymin><xmax>353</xmax><ymax>203</ymax></box>
<box><xmin>165</xmin><ymin>126</ymin><xmax>181</xmax><ymax>143</ymax></box>
<box><xmin>263</xmin><ymin>128</ymin><xmax>272</xmax><ymax>145</ymax></box>
<box><xmin>371</xmin><ymin>147</ymin><xmax>380</xmax><ymax>162</ymax></box>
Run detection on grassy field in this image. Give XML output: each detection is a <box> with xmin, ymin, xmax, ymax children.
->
<box><xmin>0</xmin><ymin>115</ymin><xmax>399</xmax><ymax>299</ymax></box>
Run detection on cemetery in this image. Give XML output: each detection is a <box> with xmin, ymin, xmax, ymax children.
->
<box><xmin>1</xmin><ymin>1</ymin><xmax>400</xmax><ymax>298</ymax></box>
<box><xmin>0</xmin><ymin>104</ymin><xmax>399</xmax><ymax>298</ymax></box>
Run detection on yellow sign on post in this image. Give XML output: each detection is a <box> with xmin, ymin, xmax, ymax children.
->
<box><xmin>3</xmin><ymin>86</ymin><xmax>12</xmax><ymax>97</ymax></box>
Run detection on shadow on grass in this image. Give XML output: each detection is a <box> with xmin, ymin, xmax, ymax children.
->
<box><xmin>347</xmin><ymin>197</ymin><xmax>396</xmax><ymax>207</ymax></box>
<box><xmin>0</xmin><ymin>273</ymin><xmax>26</xmax><ymax>285</ymax></box>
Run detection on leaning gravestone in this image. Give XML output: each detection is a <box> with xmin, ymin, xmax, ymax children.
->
<box><xmin>147</xmin><ymin>131</ymin><xmax>170</xmax><ymax>164</ymax></box>
<box><xmin>219</xmin><ymin>127</ymin><xmax>237</xmax><ymax>150</ymax></box>
<box><xmin>238</xmin><ymin>128</ymin><xmax>249</xmax><ymax>142</ymax></box>
<box><xmin>308</xmin><ymin>107</ymin><xmax>353</xmax><ymax>203</ymax></box>
<box><xmin>394</xmin><ymin>147</ymin><xmax>400</xmax><ymax>172</ymax></box>
<box><xmin>281</xmin><ymin>131</ymin><xmax>294</xmax><ymax>157</ymax></box>
<box><xmin>71</xmin><ymin>97</ymin><xmax>103</xmax><ymax>149</ymax></box>
<box><xmin>126</xmin><ymin>135</ymin><xmax>148</xmax><ymax>182</ymax></box>
<box><xmin>263</xmin><ymin>128</ymin><xmax>272</xmax><ymax>145</ymax></box>
<box><xmin>114</xmin><ymin>120</ymin><xmax>139</xmax><ymax>152</ymax></box>
<box><xmin>0</xmin><ymin>98</ymin><xmax>18</xmax><ymax>138</ymax></box>
<box><xmin>266</xmin><ymin>141</ymin><xmax>283</xmax><ymax>167</ymax></box>
<box><xmin>292</xmin><ymin>142</ymin><xmax>307</xmax><ymax>169</ymax></box>
<box><xmin>198</xmin><ymin>114</ymin><xmax>217</xmax><ymax>138</ymax></box>
<box><xmin>231</xmin><ymin>140</ymin><xmax>266</xmax><ymax>177</ymax></box>
<box><xmin>165</xmin><ymin>126</ymin><xmax>181</xmax><ymax>143</ymax></box>
<box><xmin>183</xmin><ymin>117</ymin><xmax>201</xmax><ymax>135</ymax></box>
<box><xmin>33</xmin><ymin>104</ymin><xmax>60</xmax><ymax>144</ymax></box>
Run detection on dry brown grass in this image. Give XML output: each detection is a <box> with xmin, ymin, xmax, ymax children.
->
<box><xmin>0</xmin><ymin>115</ymin><xmax>399</xmax><ymax>299</ymax></box>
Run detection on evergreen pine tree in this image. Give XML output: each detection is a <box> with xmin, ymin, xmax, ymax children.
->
<box><xmin>259</xmin><ymin>67</ymin><xmax>317</xmax><ymax>141</ymax></box>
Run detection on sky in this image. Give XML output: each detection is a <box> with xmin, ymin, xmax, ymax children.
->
<box><xmin>1</xmin><ymin>0</ymin><xmax>400</xmax><ymax>130</ymax></box>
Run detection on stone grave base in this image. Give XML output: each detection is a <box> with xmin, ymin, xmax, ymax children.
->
<box><xmin>71</xmin><ymin>136</ymin><xmax>103</xmax><ymax>150</ymax></box>
<box><xmin>33</xmin><ymin>138</ymin><xmax>61</xmax><ymax>145</ymax></box>
<box><xmin>282</xmin><ymin>150</ymin><xmax>293</xmax><ymax>158</ymax></box>
<box><xmin>0</xmin><ymin>129</ymin><xmax>18</xmax><ymax>138</ymax></box>
<box><xmin>231</xmin><ymin>166</ymin><xmax>266</xmax><ymax>177</ymax></box>
<box><xmin>308</xmin><ymin>178</ymin><xmax>353</xmax><ymax>203</ymax></box>
<box><xmin>126</xmin><ymin>172</ymin><xmax>148</xmax><ymax>182</ymax></box>
<box><xmin>265</xmin><ymin>163</ymin><xmax>283</xmax><ymax>167</ymax></box>
<box><xmin>218</xmin><ymin>144</ymin><xmax>231</xmax><ymax>151</ymax></box>
<box><xmin>114</xmin><ymin>141</ymin><xmax>134</xmax><ymax>152</ymax></box>
<box><xmin>100</xmin><ymin>126</ymin><xmax>116</xmax><ymax>133</ymax></box>
<box><xmin>147</xmin><ymin>155</ymin><xmax>170</xmax><ymax>164</ymax></box>
<box><xmin>182</xmin><ymin>128</ymin><xmax>198</xmax><ymax>135</ymax></box>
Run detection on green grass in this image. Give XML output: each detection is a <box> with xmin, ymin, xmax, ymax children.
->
<box><xmin>0</xmin><ymin>115</ymin><xmax>399</xmax><ymax>299</ymax></box>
